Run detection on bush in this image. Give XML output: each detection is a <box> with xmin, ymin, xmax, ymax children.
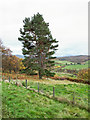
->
<box><xmin>29</xmin><ymin>72</ymin><xmax>37</xmax><ymax>75</ymax></box>
<box><xmin>77</xmin><ymin>69</ymin><xmax>89</xmax><ymax>80</ymax></box>
<box><xmin>45</xmin><ymin>69</ymin><xmax>55</xmax><ymax>77</ymax></box>
<box><xmin>50</xmin><ymin>75</ymin><xmax>66</xmax><ymax>80</ymax></box>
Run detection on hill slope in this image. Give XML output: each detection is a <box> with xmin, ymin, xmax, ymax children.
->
<box><xmin>57</xmin><ymin>55</ymin><xmax>90</xmax><ymax>63</ymax></box>
<box><xmin>2</xmin><ymin>82</ymin><xmax>89</xmax><ymax>118</ymax></box>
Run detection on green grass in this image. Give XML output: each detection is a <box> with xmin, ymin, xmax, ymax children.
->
<box><xmin>21</xmin><ymin>80</ymin><xmax>88</xmax><ymax>109</ymax></box>
<box><xmin>2</xmin><ymin>82</ymin><xmax>89</xmax><ymax>118</ymax></box>
<box><xmin>54</xmin><ymin>60</ymin><xmax>88</xmax><ymax>70</ymax></box>
<box><xmin>55</xmin><ymin>60</ymin><xmax>74</xmax><ymax>64</ymax></box>
<box><xmin>54</xmin><ymin>60</ymin><xmax>73</xmax><ymax>67</ymax></box>
<box><xmin>56</xmin><ymin>72</ymin><xmax>77</xmax><ymax>79</ymax></box>
<box><xmin>63</xmin><ymin>64</ymin><xmax>88</xmax><ymax>70</ymax></box>
<box><xmin>85</xmin><ymin>60</ymin><xmax>90</xmax><ymax>68</ymax></box>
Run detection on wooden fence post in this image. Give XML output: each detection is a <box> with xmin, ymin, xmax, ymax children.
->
<box><xmin>38</xmin><ymin>83</ymin><xmax>39</xmax><ymax>92</ymax></box>
<box><xmin>26</xmin><ymin>79</ymin><xmax>27</xmax><ymax>89</ymax></box>
<box><xmin>16</xmin><ymin>75</ymin><xmax>18</xmax><ymax>80</ymax></box>
<box><xmin>73</xmin><ymin>92</ymin><xmax>75</xmax><ymax>105</ymax></box>
<box><xmin>9</xmin><ymin>76</ymin><xmax>10</xmax><ymax>82</ymax></box>
<box><xmin>16</xmin><ymin>82</ymin><xmax>17</xmax><ymax>86</ymax></box>
<box><xmin>53</xmin><ymin>87</ymin><xmax>55</xmax><ymax>97</ymax></box>
<box><xmin>3</xmin><ymin>76</ymin><xmax>4</xmax><ymax>81</ymax></box>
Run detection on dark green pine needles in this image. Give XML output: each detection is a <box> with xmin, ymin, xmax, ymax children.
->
<box><xmin>18</xmin><ymin>13</ymin><xmax>58</xmax><ymax>79</ymax></box>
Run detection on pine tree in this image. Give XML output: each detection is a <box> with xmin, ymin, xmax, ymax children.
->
<box><xmin>18</xmin><ymin>13</ymin><xmax>58</xmax><ymax>79</ymax></box>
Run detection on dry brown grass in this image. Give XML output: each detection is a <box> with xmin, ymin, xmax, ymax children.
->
<box><xmin>2</xmin><ymin>73</ymin><xmax>81</xmax><ymax>85</ymax></box>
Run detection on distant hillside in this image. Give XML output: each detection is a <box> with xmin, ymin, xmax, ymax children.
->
<box><xmin>57</xmin><ymin>55</ymin><xmax>90</xmax><ymax>63</ymax></box>
<box><xmin>15</xmin><ymin>55</ymin><xmax>24</xmax><ymax>59</ymax></box>
<box><xmin>15</xmin><ymin>54</ymin><xmax>90</xmax><ymax>63</ymax></box>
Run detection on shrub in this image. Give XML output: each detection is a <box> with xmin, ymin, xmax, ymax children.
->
<box><xmin>77</xmin><ymin>69</ymin><xmax>89</xmax><ymax>80</ymax></box>
<box><xmin>50</xmin><ymin>75</ymin><xmax>66</xmax><ymax>80</ymax></box>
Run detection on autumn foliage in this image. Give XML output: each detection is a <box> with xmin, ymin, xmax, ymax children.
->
<box><xmin>0</xmin><ymin>40</ymin><xmax>25</xmax><ymax>73</ymax></box>
<box><xmin>2</xmin><ymin>55</ymin><xmax>25</xmax><ymax>73</ymax></box>
<box><xmin>77</xmin><ymin>69</ymin><xmax>89</xmax><ymax>80</ymax></box>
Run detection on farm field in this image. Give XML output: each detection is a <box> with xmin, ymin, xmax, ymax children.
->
<box><xmin>55</xmin><ymin>60</ymin><xmax>74</xmax><ymax>64</ymax></box>
<box><xmin>56</xmin><ymin>72</ymin><xmax>77</xmax><ymax>78</ymax></box>
<box><xmin>54</xmin><ymin>60</ymin><xmax>88</xmax><ymax>70</ymax></box>
<box><xmin>21</xmin><ymin>79</ymin><xmax>88</xmax><ymax>108</ymax></box>
<box><xmin>63</xmin><ymin>64</ymin><xmax>88</xmax><ymax>70</ymax></box>
<box><xmin>2</xmin><ymin>81</ymin><xmax>89</xmax><ymax>118</ymax></box>
<box><xmin>1</xmin><ymin>56</ymin><xmax>89</xmax><ymax>119</ymax></box>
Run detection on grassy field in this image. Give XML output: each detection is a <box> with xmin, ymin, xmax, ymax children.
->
<box><xmin>55</xmin><ymin>60</ymin><xmax>74</xmax><ymax>64</ymax></box>
<box><xmin>85</xmin><ymin>60</ymin><xmax>90</xmax><ymax>67</ymax></box>
<box><xmin>54</xmin><ymin>60</ymin><xmax>88</xmax><ymax>70</ymax></box>
<box><xmin>1</xmin><ymin>58</ymin><xmax>89</xmax><ymax>119</ymax></box>
<box><xmin>2</xmin><ymin>81</ymin><xmax>89</xmax><ymax>118</ymax></box>
<box><xmin>63</xmin><ymin>64</ymin><xmax>88</xmax><ymax>70</ymax></box>
<box><xmin>21</xmin><ymin>80</ymin><xmax>88</xmax><ymax>108</ymax></box>
<box><xmin>56</xmin><ymin>72</ymin><xmax>77</xmax><ymax>78</ymax></box>
<box><xmin>54</xmin><ymin>60</ymin><xmax>73</xmax><ymax>67</ymax></box>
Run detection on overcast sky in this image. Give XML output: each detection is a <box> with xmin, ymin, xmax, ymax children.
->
<box><xmin>0</xmin><ymin>0</ymin><xmax>88</xmax><ymax>57</ymax></box>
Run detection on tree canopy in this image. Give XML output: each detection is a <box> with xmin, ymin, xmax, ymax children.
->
<box><xmin>18</xmin><ymin>13</ymin><xmax>58</xmax><ymax>79</ymax></box>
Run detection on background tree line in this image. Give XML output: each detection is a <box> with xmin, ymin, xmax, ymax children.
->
<box><xmin>0</xmin><ymin>40</ymin><xmax>25</xmax><ymax>73</ymax></box>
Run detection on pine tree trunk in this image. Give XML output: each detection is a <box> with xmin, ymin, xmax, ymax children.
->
<box><xmin>9</xmin><ymin>69</ymin><xmax>11</xmax><ymax>74</ymax></box>
<box><xmin>38</xmin><ymin>53</ymin><xmax>43</xmax><ymax>79</ymax></box>
<box><xmin>39</xmin><ymin>70</ymin><xmax>42</xmax><ymax>79</ymax></box>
